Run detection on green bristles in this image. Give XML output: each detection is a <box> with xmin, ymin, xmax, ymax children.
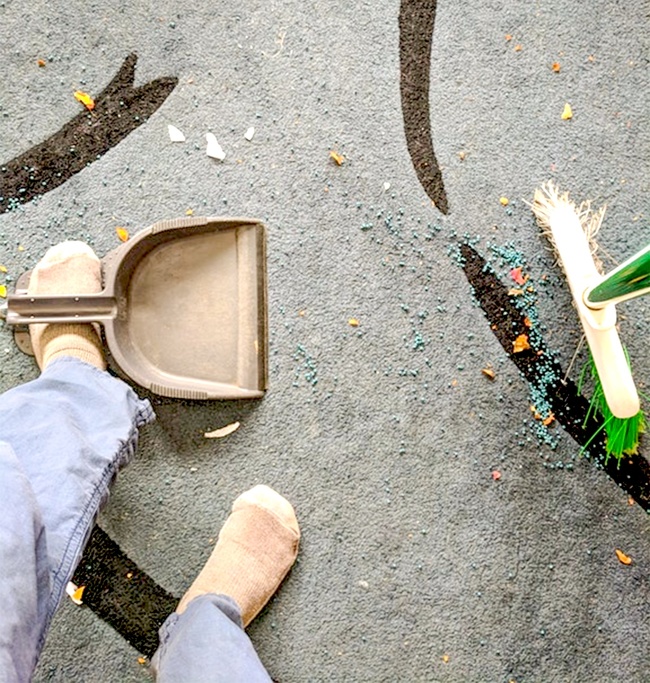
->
<box><xmin>579</xmin><ymin>350</ymin><xmax>647</xmax><ymax>464</ymax></box>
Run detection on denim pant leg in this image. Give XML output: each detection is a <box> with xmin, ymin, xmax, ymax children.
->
<box><xmin>0</xmin><ymin>357</ymin><xmax>154</xmax><ymax>682</ymax></box>
<box><xmin>151</xmin><ymin>594</ymin><xmax>272</xmax><ymax>683</ymax></box>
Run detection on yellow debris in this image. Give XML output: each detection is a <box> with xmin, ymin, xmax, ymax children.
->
<box><xmin>329</xmin><ymin>150</ymin><xmax>345</xmax><ymax>165</ymax></box>
<box><xmin>73</xmin><ymin>90</ymin><xmax>95</xmax><ymax>111</ymax></box>
<box><xmin>561</xmin><ymin>103</ymin><xmax>573</xmax><ymax>120</ymax></box>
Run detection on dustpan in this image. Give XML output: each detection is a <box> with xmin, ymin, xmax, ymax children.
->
<box><xmin>1</xmin><ymin>216</ymin><xmax>268</xmax><ymax>400</ymax></box>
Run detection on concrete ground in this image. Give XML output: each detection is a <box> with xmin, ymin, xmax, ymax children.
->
<box><xmin>0</xmin><ymin>0</ymin><xmax>648</xmax><ymax>681</ymax></box>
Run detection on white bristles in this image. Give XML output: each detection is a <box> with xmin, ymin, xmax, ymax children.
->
<box><xmin>532</xmin><ymin>181</ymin><xmax>605</xmax><ymax>273</ymax></box>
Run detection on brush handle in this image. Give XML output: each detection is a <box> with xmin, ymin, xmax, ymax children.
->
<box><xmin>580</xmin><ymin>315</ymin><xmax>640</xmax><ymax>418</ymax></box>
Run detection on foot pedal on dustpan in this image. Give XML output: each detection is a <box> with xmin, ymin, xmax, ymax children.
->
<box><xmin>2</xmin><ymin>217</ymin><xmax>268</xmax><ymax>400</ymax></box>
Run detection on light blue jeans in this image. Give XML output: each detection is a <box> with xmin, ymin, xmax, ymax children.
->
<box><xmin>0</xmin><ymin>357</ymin><xmax>272</xmax><ymax>683</ymax></box>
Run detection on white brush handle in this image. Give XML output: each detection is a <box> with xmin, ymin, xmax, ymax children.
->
<box><xmin>549</xmin><ymin>204</ymin><xmax>640</xmax><ymax>419</ymax></box>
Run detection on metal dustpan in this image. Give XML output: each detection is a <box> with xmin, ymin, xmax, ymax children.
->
<box><xmin>1</xmin><ymin>216</ymin><xmax>268</xmax><ymax>399</ymax></box>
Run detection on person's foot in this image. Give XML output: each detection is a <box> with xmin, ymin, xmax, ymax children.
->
<box><xmin>176</xmin><ymin>485</ymin><xmax>300</xmax><ymax>627</ymax></box>
<box><xmin>28</xmin><ymin>241</ymin><xmax>106</xmax><ymax>370</ymax></box>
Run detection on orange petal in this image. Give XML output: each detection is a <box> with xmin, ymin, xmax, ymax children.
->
<box><xmin>513</xmin><ymin>334</ymin><xmax>531</xmax><ymax>353</ymax></box>
<box><xmin>509</xmin><ymin>266</ymin><xmax>528</xmax><ymax>285</ymax></box>
<box><xmin>67</xmin><ymin>584</ymin><xmax>86</xmax><ymax>605</ymax></box>
<box><xmin>482</xmin><ymin>366</ymin><xmax>495</xmax><ymax>379</ymax></box>
<box><xmin>116</xmin><ymin>227</ymin><xmax>129</xmax><ymax>242</ymax></box>
<box><xmin>615</xmin><ymin>549</ymin><xmax>633</xmax><ymax>565</ymax></box>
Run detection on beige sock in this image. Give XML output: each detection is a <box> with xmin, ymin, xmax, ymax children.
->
<box><xmin>176</xmin><ymin>485</ymin><xmax>300</xmax><ymax>626</ymax></box>
<box><xmin>28</xmin><ymin>241</ymin><xmax>106</xmax><ymax>371</ymax></box>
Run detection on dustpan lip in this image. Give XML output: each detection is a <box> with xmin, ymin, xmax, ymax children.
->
<box><xmin>101</xmin><ymin>215</ymin><xmax>265</xmax><ymax>288</ymax></box>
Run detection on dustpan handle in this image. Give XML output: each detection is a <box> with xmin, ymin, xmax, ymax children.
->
<box><xmin>0</xmin><ymin>294</ymin><xmax>118</xmax><ymax>325</ymax></box>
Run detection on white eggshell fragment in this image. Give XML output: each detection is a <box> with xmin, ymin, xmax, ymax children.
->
<box><xmin>168</xmin><ymin>124</ymin><xmax>186</xmax><ymax>142</ymax></box>
<box><xmin>204</xmin><ymin>421</ymin><xmax>240</xmax><ymax>438</ymax></box>
<box><xmin>206</xmin><ymin>132</ymin><xmax>226</xmax><ymax>160</ymax></box>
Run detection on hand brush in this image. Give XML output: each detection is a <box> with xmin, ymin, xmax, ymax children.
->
<box><xmin>531</xmin><ymin>181</ymin><xmax>648</xmax><ymax>462</ymax></box>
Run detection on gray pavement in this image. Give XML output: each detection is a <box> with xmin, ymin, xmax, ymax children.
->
<box><xmin>0</xmin><ymin>0</ymin><xmax>648</xmax><ymax>681</ymax></box>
